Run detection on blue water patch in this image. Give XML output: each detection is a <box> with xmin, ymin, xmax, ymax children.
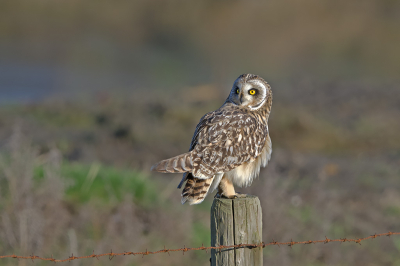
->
<box><xmin>0</xmin><ymin>63</ymin><xmax>59</xmax><ymax>104</ymax></box>
<box><xmin>0</xmin><ymin>62</ymin><xmax>141</xmax><ymax>104</ymax></box>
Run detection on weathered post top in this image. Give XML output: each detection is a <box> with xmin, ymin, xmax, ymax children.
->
<box><xmin>210</xmin><ymin>195</ymin><xmax>263</xmax><ymax>266</ymax></box>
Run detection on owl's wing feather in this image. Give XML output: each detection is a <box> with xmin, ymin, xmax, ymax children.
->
<box><xmin>177</xmin><ymin>111</ymin><xmax>217</xmax><ymax>187</ymax></box>
<box><xmin>190</xmin><ymin>105</ymin><xmax>267</xmax><ymax>178</ymax></box>
<box><xmin>151</xmin><ymin>152</ymin><xmax>193</xmax><ymax>173</ymax></box>
<box><xmin>188</xmin><ymin>111</ymin><xmax>216</xmax><ymax>151</ymax></box>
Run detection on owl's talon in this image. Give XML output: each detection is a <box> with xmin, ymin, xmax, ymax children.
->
<box><xmin>215</xmin><ymin>193</ymin><xmax>247</xmax><ymax>199</ymax></box>
<box><xmin>214</xmin><ymin>193</ymin><xmax>233</xmax><ymax>199</ymax></box>
<box><xmin>234</xmin><ymin>192</ymin><xmax>247</xmax><ymax>198</ymax></box>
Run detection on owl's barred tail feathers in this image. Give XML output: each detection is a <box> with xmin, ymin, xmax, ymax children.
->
<box><xmin>151</xmin><ymin>153</ymin><xmax>212</xmax><ymax>204</ymax></box>
<box><xmin>181</xmin><ymin>174</ymin><xmax>213</xmax><ymax>205</ymax></box>
<box><xmin>151</xmin><ymin>152</ymin><xmax>193</xmax><ymax>173</ymax></box>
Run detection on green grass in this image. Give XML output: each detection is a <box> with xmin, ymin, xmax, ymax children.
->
<box><xmin>34</xmin><ymin>162</ymin><xmax>159</xmax><ymax>207</ymax></box>
<box><xmin>191</xmin><ymin>221</ymin><xmax>211</xmax><ymax>259</ymax></box>
<box><xmin>384</xmin><ymin>206</ymin><xmax>400</xmax><ymax>217</ymax></box>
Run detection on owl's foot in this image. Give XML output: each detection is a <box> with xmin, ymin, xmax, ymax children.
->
<box><xmin>234</xmin><ymin>192</ymin><xmax>247</xmax><ymax>198</ymax></box>
<box><xmin>214</xmin><ymin>193</ymin><xmax>232</xmax><ymax>199</ymax></box>
<box><xmin>214</xmin><ymin>192</ymin><xmax>247</xmax><ymax>199</ymax></box>
<box><xmin>214</xmin><ymin>193</ymin><xmax>227</xmax><ymax>199</ymax></box>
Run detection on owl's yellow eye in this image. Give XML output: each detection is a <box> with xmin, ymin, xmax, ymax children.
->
<box><xmin>249</xmin><ymin>89</ymin><xmax>256</xmax><ymax>95</ymax></box>
<box><xmin>236</xmin><ymin>88</ymin><xmax>240</xmax><ymax>94</ymax></box>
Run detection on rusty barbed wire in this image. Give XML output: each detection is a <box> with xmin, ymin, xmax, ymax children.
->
<box><xmin>0</xmin><ymin>231</ymin><xmax>398</xmax><ymax>262</ymax></box>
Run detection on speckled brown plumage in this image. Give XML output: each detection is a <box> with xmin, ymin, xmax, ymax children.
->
<box><xmin>152</xmin><ymin>74</ymin><xmax>273</xmax><ymax>204</ymax></box>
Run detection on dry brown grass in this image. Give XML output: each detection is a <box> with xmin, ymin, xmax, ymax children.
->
<box><xmin>0</xmin><ymin>87</ymin><xmax>399</xmax><ymax>265</ymax></box>
<box><xmin>0</xmin><ymin>127</ymin><xmax>210</xmax><ymax>266</ymax></box>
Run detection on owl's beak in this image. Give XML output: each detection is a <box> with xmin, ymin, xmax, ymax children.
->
<box><xmin>239</xmin><ymin>93</ymin><xmax>243</xmax><ymax>104</ymax></box>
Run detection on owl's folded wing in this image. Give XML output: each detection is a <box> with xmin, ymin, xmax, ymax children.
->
<box><xmin>190</xmin><ymin>107</ymin><xmax>267</xmax><ymax>178</ymax></box>
<box><xmin>153</xmin><ymin>106</ymin><xmax>268</xmax><ymax>181</ymax></box>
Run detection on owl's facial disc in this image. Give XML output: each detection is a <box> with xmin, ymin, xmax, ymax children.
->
<box><xmin>230</xmin><ymin>79</ymin><xmax>267</xmax><ymax>110</ymax></box>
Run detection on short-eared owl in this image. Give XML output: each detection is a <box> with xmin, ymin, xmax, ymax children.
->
<box><xmin>151</xmin><ymin>74</ymin><xmax>272</xmax><ymax>204</ymax></box>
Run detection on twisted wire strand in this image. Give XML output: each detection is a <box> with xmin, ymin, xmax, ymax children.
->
<box><xmin>0</xmin><ymin>231</ymin><xmax>398</xmax><ymax>262</ymax></box>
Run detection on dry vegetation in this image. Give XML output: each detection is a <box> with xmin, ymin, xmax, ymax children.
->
<box><xmin>0</xmin><ymin>86</ymin><xmax>399</xmax><ymax>265</ymax></box>
<box><xmin>0</xmin><ymin>126</ymin><xmax>210</xmax><ymax>266</ymax></box>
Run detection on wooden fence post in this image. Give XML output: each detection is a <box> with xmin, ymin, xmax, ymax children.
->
<box><xmin>210</xmin><ymin>195</ymin><xmax>263</xmax><ymax>266</ymax></box>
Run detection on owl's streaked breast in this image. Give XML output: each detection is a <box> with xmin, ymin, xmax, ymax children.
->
<box><xmin>224</xmin><ymin>134</ymin><xmax>271</xmax><ymax>187</ymax></box>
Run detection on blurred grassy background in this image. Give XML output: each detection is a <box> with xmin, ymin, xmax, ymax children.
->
<box><xmin>0</xmin><ymin>1</ymin><xmax>399</xmax><ymax>265</ymax></box>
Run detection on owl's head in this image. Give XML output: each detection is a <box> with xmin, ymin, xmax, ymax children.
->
<box><xmin>227</xmin><ymin>74</ymin><xmax>272</xmax><ymax>111</ymax></box>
